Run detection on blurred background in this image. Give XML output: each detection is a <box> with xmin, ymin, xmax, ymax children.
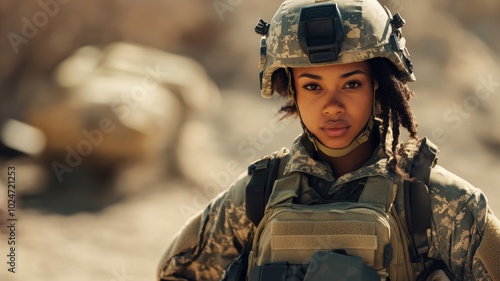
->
<box><xmin>0</xmin><ymin>0</ymin><xmax>499</xmax><ymax>280</ymax></box>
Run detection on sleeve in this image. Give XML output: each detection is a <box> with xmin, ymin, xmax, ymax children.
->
<box><xmin>157</xmin><ymin>173</ymin><xmax>254</xmax><ymax>281</ymax></box>
<box><xmin>476</xmin><ymin>210</ymin><xmax>500</xmax><ymax>280</ymax></box>
<box><xmin>428</xmin><ymin>165</ymin><xmax>499</xmax><ymax>280</ymax></box>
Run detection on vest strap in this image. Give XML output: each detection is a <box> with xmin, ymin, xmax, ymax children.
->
<box><xmin>405</xmin><ymin>137</ymin><xmax>438</xmax><ymax>262</ymax></box>
<box><xmin>359</xmin><ymin>176</ymin><xmax>396</xmax><ymax>211</ymax></box>
<box><xmin>246</xmin><ymin>148</ymin><xmax>288</xmax><ymax>226</ymax></box>
<box><xmin>266</xmin><ymin>173</ymin><xmax>302</xmax><ymax>209</ymax></box>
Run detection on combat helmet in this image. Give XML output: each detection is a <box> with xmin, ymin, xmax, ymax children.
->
<box><xmin>255</xmin><ymin>0</ymin><xmax>415</xmax><ymax>156</ymax></box>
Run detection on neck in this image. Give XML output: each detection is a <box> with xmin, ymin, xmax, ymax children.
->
<box><xmin>316</xmin><ymin>136</ymin><xmax>376</xmax><ymax>178</ymax></box>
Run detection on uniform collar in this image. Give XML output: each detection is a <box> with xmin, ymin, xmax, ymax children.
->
<box><xmin>283</xmin><ymin>133</ymin><xmax>394</xmax><ymax>187</ymax></box>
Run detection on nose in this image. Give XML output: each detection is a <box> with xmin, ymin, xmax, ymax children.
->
<box><xmin>322</xmin><ymin>89</ymin><xmax>345</xmax><ymax>116</ymax></box>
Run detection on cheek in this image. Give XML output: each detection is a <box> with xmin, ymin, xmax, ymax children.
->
<box><xmin>295</xmin><ymin>91</ymin><xmax>308</xmax><ymax>111</ymax></box>
<box><xmin>295</xmin><ymin>93</ymin><xmax>318</xmax><ymax>127</ymax></box>
<box><xmin>296</xmin><ymin>92</ymin><xmax>318</xmax><ymax>115</ymax></box>
<box><xmin>358</xmin><ymin>94</ymin><xmax>373</xmax><ymax>121</ymax></box>
<box><xmin>348</xmin><ymin>92</ymin><xmax>372</xmax><ymax>123</ymax></box>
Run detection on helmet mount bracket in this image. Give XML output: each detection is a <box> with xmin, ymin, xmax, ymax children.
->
<box><xmin>298</xmin><ymin>4</ymin><xmax>345</xmax><ymax>63</ymax></box>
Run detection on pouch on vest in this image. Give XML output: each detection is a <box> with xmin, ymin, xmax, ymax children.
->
<box><xmin>248</xmin><ymin>263</ymin><xmax>308</xmax><ymax>281</ymax></box>
<box><xmin>248</xmin><ymin>251</ymin><xmax>379</xmax><ymax>281</ymax></box>
<box><xmin>303</xmin><ymin>251</ymin><xmax>379</xmax><ymax>281</ymax></box>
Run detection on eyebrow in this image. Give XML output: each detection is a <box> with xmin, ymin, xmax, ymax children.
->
<box><xmin>341</xmin><ymin>70</ymin><xmax>367</xmax><ymax>78</ymax></box>
<box><xmin>297</xmin><ymin>69</ymin><xmax>367</xmax><ymax>80</ymax></box>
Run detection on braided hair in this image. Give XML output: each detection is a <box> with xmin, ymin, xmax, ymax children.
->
<box><xmin>272</xmin><ymin>58</ymin><xmax>419</xmax><ymax>177</ymax></box>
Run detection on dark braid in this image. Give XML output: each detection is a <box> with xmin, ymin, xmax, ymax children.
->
<box><xmin>271</xmin><ymin>58</ymin><xmax>419</xmax><ymax>178</ymax></box>
<box><xmin>370</xmin><ymin>58</ymin><xmax>418</xmax><ymax>178</ymax></box>
<box><xmin>272</xmin><ymin>68</ymin><xmax>297</xmax><ymax>120</ymax></box>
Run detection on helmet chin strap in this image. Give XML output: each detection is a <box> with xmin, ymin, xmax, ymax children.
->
<box><xmin>286</xmin><ymin>68</ymin><xmax>378</xmax><ymax>158</ymax></box>
<box><xmin>307</xmin><ymin>117</ymin><xmax>374</xmax><ymax>157</ymax></box>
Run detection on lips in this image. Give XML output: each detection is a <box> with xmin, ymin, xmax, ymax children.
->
<box><xmin>322</xmin><ymin>121</ymin><xmax>349</xmax><ymax>137</ymax></box>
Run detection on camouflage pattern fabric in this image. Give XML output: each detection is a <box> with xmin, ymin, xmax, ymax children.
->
<box><xmin>157</xmin><ymin>134</ymin><xmax>496</xmax><ymax>280</ymax></box>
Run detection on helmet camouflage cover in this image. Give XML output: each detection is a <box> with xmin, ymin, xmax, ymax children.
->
<box><xmin>257</xmin><ymin>0</ymin><xmax>415</xmax><ymax>98</ymax></box>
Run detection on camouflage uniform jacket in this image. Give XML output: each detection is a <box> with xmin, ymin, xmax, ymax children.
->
<box><xmin>157</xmin><ymin>134</ymin><xmax>496</xmax><ymax>280</ymax></box>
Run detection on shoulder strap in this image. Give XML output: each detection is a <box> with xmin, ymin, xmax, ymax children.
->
<box><xmin>404</xmin><ymin>137</ymin><xmax>439</xmax><ymax>263</ymax></box>
<box><xmin>359</xmin><ymin>176</ymin><xmax>397</xmax><ymax>211</ymax></box>
<box><xmin>246</xmin><ymin>148</ymin><xmax>287</xmax><ymax>227</ymax></box>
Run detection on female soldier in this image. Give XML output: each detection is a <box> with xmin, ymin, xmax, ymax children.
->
<box><xmin>157</xmin><ymin>0</ymin><xmax>500</xmax><ymax>280</ymax></box>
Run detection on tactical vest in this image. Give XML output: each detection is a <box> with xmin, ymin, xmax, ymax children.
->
<box><xmin>241</xmin><ymin>138</ymin><xmax>441</xmax><ymax>281</ymax></box>
<box><xmin>247</xmin><ymin>167</ymin><xmax>412</xmax><ymax>280</ymax></box>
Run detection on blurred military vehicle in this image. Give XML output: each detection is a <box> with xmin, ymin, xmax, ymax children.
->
<box><xmin>0</xmin><ymin>42</ymin><xmax>220</xmax><ymax>212</ymax></box>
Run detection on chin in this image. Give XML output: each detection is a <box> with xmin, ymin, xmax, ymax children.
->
<box><xmin>320</xmin><ymin>139</ymin><xmax>353</xmax><ymax>150</ymax></box>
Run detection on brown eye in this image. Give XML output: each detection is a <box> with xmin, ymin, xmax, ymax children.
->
<box><xmin>345</xmin><ymin>81</ymin><xmax>361</xmax><ymax>89</ymax></box>
<box><xmin>304</xmin><ymin>83</ymin><xmax>321</xmax><ymax>91</ymax></box>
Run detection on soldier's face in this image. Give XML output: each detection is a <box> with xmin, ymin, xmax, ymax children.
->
<box><xmin>293</xmin><ymin>61</ymin><xmax>373</xmax><ymax>150</ymax></box>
